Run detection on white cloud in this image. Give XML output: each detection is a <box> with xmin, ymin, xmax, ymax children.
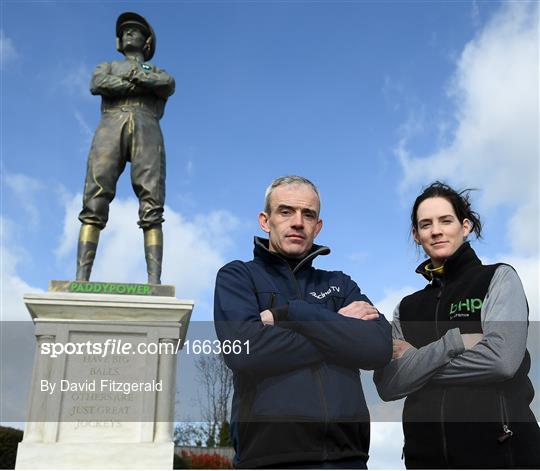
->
<box><xmin>471</xmin><ymin>1</ymin><xmax>480</xmax><ymax>26</ymax></box>
<box><xmin>0</xmin><ymin>30</ymin><xmax>18</xmax><ymax>69</ymax></box>
<box><xmin>56</xmin><ymin>195</ymin><xmax>239</xmax><ymax>314</ymax></box>
<box><xmin>375</xmin><ymin>286</ymin><xmax>417</xmax><ymax>319</ymax></box>
<box><xmin>55</xmin><ymin>192</ymin><xmax>81</xmax><ymax>260</ymax></box>
<box><xmin>74</xmin><ymin>110</ymin><xmax>94</xmax><ymax>144</ymax></box>
<box><xmin>506</xmin><ymin>203</ymin><xmax>539</xmax><ymax>258</ymax></box>
<box><xmin>3</xmin><ymin>172</ymin><xmax>44</xmax><ymax>227</ymax></box>
<box><xmin>0</xmin><ymin>217</ymin><xmax>44</xmax><ymax>321</ymax></box>
<box><xmin>381</xmin><ymin>75</ymin><xmax>405</xmax><ymax>112</ymax></box>
<box><xmin>369</xmin><ymin>422</ymin><xmax>405</xmax><ymax>469</ymax></box>
<box><xmin>186</xmin><ymin>159</ymin><xmax>194</xmax><ymax>177</ymax></box>
<box><xmin>62</xmin><ymin>63</ymin><xmax>92</xmax><ymax>98</ymax></box>
<box><xmin>397</xmin><ymin>0</ymin><xmax>538</xmax><ymax>258</ymax></box>
<box><xmin>483</xmin><ymin>252</ymin><xmax>539</xmax><ymax>323</ymax></box>
<box><xmin>347</xmin><ymin>251</ymin><xmax>368</xmax><ymax>263</ymax></box>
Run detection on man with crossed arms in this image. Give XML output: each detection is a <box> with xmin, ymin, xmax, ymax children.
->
<box><xmin>214</xmin><ymin>175</ymin><xmax>392</xmax><ymax>469</ymax></box>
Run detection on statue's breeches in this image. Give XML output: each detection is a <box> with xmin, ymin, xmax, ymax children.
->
<box><xmin>79</xmin><ymin>109</ymin><xmax>166</xmax><ymax>230</ymax></box>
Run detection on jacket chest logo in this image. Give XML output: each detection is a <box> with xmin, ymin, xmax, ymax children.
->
<box><xmin>448</xmin><ymin>298</ymin><xmax>483</xmax><ymax>320</ymax></box>
<box><xmin>309</xmin><ymin>286</ymin><xmax>340</xmax><ymax>299</ymax></box>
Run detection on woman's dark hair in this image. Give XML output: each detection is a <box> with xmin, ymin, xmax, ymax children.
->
<box><xmin>411</xmin><ymin>181</ymin><xmax>483</xmax><ymax>239</ymax></box>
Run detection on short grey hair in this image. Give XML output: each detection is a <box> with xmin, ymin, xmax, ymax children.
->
<box><xmin>263</xmin><ymin>175</ymin><xmax>321</xmax><ymax>214</ymax></box>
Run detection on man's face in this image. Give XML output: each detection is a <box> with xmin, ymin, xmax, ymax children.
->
<box><xmin>259</xmin><ymin>184</ymin><xmax>323</xmax><ymax>259</ymax></box>
<box><xmin>121</xmin><ymin>26</ymin><xmax>147</xmax><ymax>53</ymax></box>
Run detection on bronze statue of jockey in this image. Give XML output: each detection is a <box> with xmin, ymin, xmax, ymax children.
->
<box><xmin>77</xmin><ymin>12</ymin><xmax>175</xmax><ymax>284</ymax></box>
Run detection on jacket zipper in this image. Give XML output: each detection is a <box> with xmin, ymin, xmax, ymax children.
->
<box><xmin>435</xmin><ymin>280</ymin><xmax>449</xmax><ymax>467</ymax></box>
<box><xmin>255</xmin><ymin>238</ymin><xmax>328</xmax><ymax>300</ymax></box>
<box><xmin>275</xmin><ymin>243</ymin><xmax>331</xmax><ymax>458</ymax></box>
<box><xmin>292</xmin><ymin>266</ymin><xmax>329</xmax><ymax>457</ymax></box>
<box><xmin>288</xmin><ymin>265</ymin><xmax>303</xmax><ymax>299</ymax></box>
<box><xmin>293</xmin><ymin>246</ymin><xmax>329</xmax><ymax>274</ymax></box>
<box><xmin>315</xmin><ymin>366</ymin><xmax>329</xmax><ymax>461</ymax></box>
<box><xmin>288</xmin><ymin>247</ymin><xmax>328</xmax><ymax>300</ymax></box>
<box><xmin>498</xmin><ymin>392</ymin><xmax>514</xmax><ymax>466</ymax></box>
<box><xmin>434</xmin><ymin>280</ymin><xmax>444</xmax><ymax>337</ymax></box>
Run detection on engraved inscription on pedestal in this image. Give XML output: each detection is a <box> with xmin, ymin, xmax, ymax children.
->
<box><xmin>57</xmin><ymin>332</ymin><xmax>146</xmax><ymax>443</ymax></box>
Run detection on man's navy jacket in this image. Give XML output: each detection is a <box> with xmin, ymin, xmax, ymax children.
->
<box><xmin>214</xmin><ymin>237</ymin><xmax>392</xmax><ymax>468</ymax></box>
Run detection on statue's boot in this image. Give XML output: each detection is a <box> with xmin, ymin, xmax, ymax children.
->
<box><xmin>144</xmin><ymin>225</ymin><xmax>163</xmax><ymax>285</ymax></box>
<box><xmin>76</xmin><ymin>224</ymin><xmax>101</xmax><ymax>281</ymax></box>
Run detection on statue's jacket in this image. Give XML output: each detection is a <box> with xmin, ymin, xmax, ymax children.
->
<box><xmin>214</xmin><ymin>237</ymin><xmax>392</xmax><ymax>468</ymax></box>
<box><xmin>91</xmin><ymin>59</ymin><xmax>175</xmax><ymax>119</ymax></box>
<box><xmin>374</xmin><ymin>242</ymin><xmax>540</xmax><ymax>469</ymax></box>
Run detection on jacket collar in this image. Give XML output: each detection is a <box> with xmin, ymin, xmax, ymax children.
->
<box><xmin>415</xmin><ymin>241</ymin><xmax>481</xmax><ymax>282</ymax></box>
<box><xmin>253</xmin><ymin>236</ymin><xmax>330</xmax><ymax>273</ymax></box>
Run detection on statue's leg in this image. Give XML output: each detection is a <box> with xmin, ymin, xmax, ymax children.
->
<box><xmin>130</xmin><ymin>114</ymin><xmax>165</xmax><ymax>284</ymax></box>
<box><xmin>77</xmin><ymin>112</ymin><xmax>128</xmax><ymax>280</ymax></box>
<box><xmin>75</xmin><ymin>224</ymin><xmax>100</xmax><ymax>281</ymax></box>
<box><xmin>143</xmin><ymin>225</ymin><xmax>163</xmax><ymax>285</ymax></box>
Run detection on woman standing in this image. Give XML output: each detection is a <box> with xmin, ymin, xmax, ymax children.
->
<box><xmin>374</xmin><ymin>182</ymin><xmax>540</xmax><ymax>469</ymax></box>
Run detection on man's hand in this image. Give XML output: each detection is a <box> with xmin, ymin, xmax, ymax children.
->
<box><xmin>461</xmin><ymin>333</ymin><xmax>483</xmax><ymax>349</ymax></box>
<box><xmin>260</xmin><ymin>309</ymin><xmax>274</xmax><ymax>326</ymax></box>
<box><xmin>338</xmin><ymin>301</ymin><xmax>379</xmax><ymax>320</ymax></box>
<box><xmin>392</xmin><ymin>339</ymin><xmax>413</xmax><ymax>360</ymax></box>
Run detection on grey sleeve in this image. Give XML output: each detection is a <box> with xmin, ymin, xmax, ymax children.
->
<box><xmin>431</xmin><ymin>265</ymin><xmax>528</xmax><ymax>384</ymax></box>
<box><xmin>373</xmin><ymin>303</ymin><xmax>465</xmax><ymax>401</ymax></box>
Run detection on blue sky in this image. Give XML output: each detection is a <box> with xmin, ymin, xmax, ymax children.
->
<box><xmin>1</xmin><ymin>1</ymin><xmax>538</xmax><ymax>468</ymax></box>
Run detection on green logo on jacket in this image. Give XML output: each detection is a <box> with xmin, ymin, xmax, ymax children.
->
<box><xmin>449</xmin><ymin>298</ymin><xmax>483</xmax><ymax>318</ymax></box>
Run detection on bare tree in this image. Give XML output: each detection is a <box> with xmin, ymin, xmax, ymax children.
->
<box><xmin>173</xmin><ymin>422</ymin><xmax>206</xmax><ymax>447</ymax></box>
<box><xmin>194</xmin><ymin>353</ymin><xmax>234</xmax><ymax>446</ymax></box>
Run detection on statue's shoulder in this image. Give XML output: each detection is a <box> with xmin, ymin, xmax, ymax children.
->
<box><xmin>106</xmin><ymin>59</ymin><xmax>136</xmax><ymax>76</ymax></box>
<box><xmin>93</xmin><ymin>60</ymin><xmax>111</xmax><ymax>69</ymax></box>
<box><xmin>146</xmin><ymin>63</ymin><xmax>174</xmax><ymax>81</ymax></box>
<box><xmin>109</xmin><ymin>59</ymin><xmax>127</xmax><ymax>68</ymax></box>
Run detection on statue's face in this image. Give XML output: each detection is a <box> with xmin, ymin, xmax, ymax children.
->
<box><xmin>120</xmin><ymin>26</ymin><xmax>146</xmax><ymax>53</ymax></box>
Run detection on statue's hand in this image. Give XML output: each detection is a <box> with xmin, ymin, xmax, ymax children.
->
<box><xmin>129</xmin><ymin>67</ymin><xmax>149</xmax><ymax>85</ymax></box>
<box><xmin>114</xmin><ymin>61</ymin><xmax>138</xmax><ymax>81</ymax></box>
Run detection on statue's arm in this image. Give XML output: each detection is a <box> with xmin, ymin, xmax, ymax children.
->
<box><xmin>129</xmin><ymin>66</ymin><xmax>176</xmax><ymax>99</ymax></box>
<box><xmin>90</xmin><ymin>62</ymin><xmax>139</xmax><ymax>97</ymax></box>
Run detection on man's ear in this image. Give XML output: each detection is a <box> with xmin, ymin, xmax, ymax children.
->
<box><xmin>314</xmin><ymin>219</ymin><xmax>323</xmax><ymax>238</ymax></box>
<box><xmin>258</xmin><ymin>212</ymin><xmax>270</xmax><ymax>233</ymax></box>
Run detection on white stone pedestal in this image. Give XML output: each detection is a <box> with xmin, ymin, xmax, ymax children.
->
<box><xmin>15</xmin><ymin>288</ymin><xmax>193</xmax><ymax>469</ymax></box>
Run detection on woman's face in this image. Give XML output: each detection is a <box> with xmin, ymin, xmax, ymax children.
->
<box><xmin>413</xmin><ymin>197</ymin><xmax>471</xmax><ymax>267</ymax></box>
